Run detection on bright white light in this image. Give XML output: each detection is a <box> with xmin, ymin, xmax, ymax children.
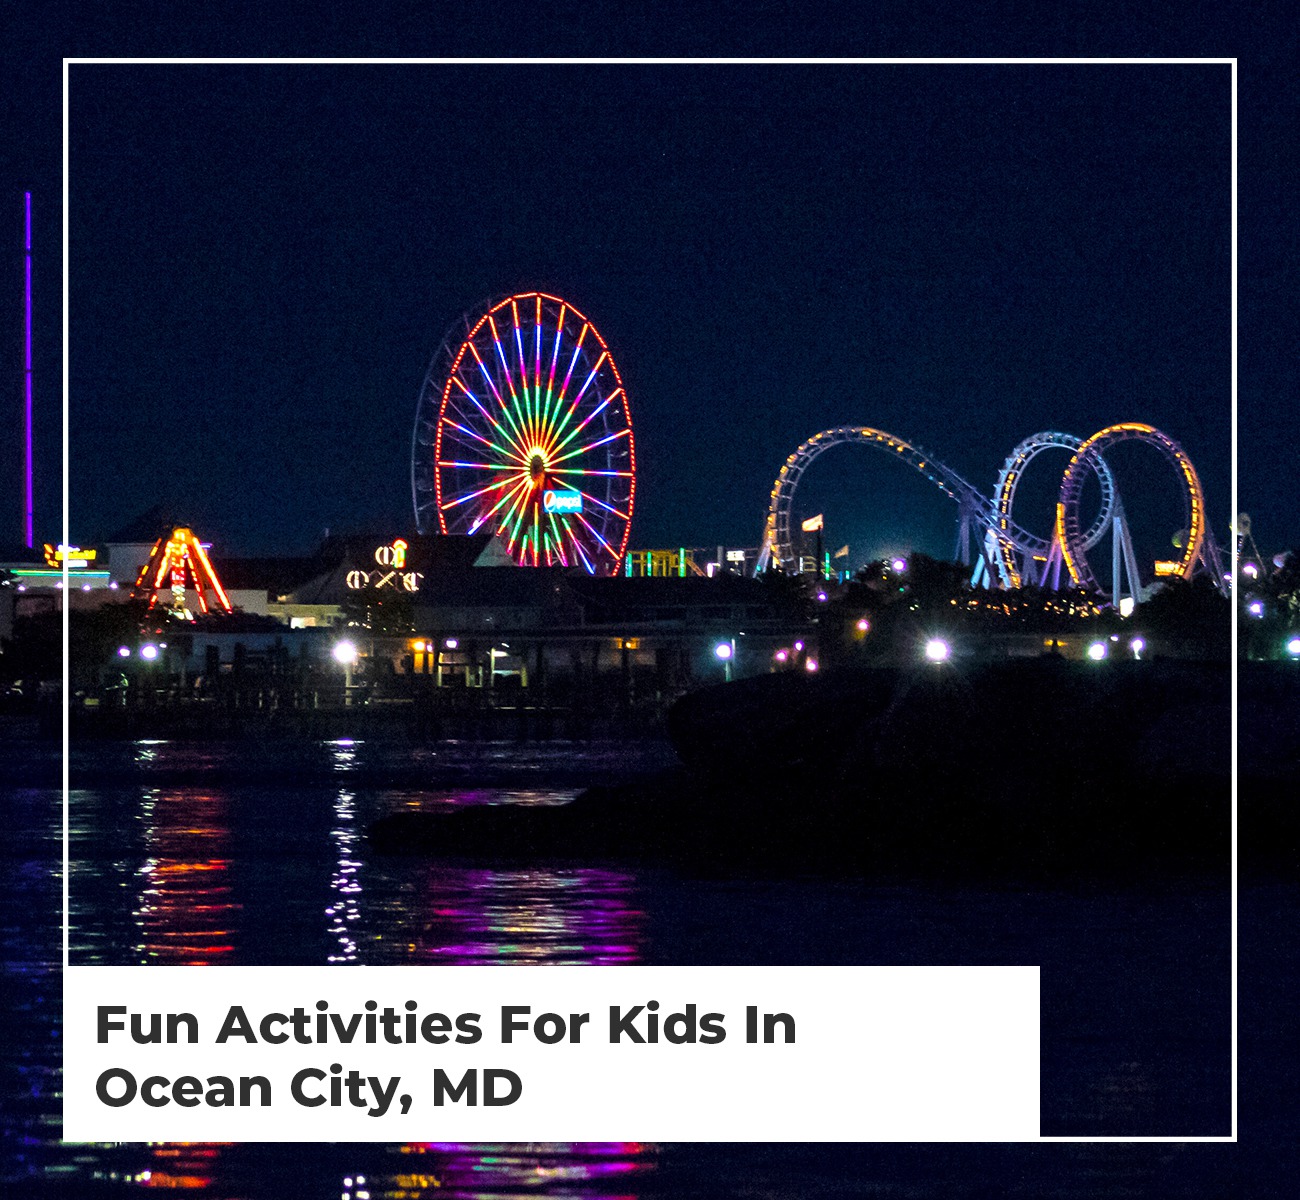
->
<box><xmin>1286</xmin><ymin>637</ymin><xmax>1300</xmax><ymax>658</ymax></box>
<box><xmin>444</xmin><ymin>637</ymin><xmax>459</xmax><ymax>649</ymax></box>
<box><xmin>1248</xmin><ymin>601</ymin><xmax>1265</xmax><ymax>617</ymax></box>
<box><xmin>1087</xmin><ymin>642</ymin><xmax>1107</xmax><ymax>661</ymax></box>
<box><xmin>117</xmin><ymin>646</ymin><xmax>131</xmax><ymax>658</ymax></box>
<box><xmin>140</xmin><ymin>644</ymin><xmax>159</xmax><ymax>661</ymax></box>
<box><xmin>1243</xmin><ymin>563</ymin><xmax>1259</xmax><ymax>578</ymax></box>
<box><xmin>1118</xmin><ymin>596</ymin><xmax>1135</xmax><ymax>617</ymax></box>
<box><xmin>1130</xmin><ymin>637</ymin><xmax>1145</xmax><ymax>653</ymax></box>
<box><xmin>794</xmin><ymin>640</ymin><xmax>804</xmax><ymax>652</ymax></box>
<box><xmin>891</xmin><ymin>557</ymin><xmax>907</xmax><ymax>573</ymax></box>
<box><xmin>816</xmin><ymin>591</ymin><xmax>828</xmax><ymax>602</ymax></box>
<box><xmin>81</xmin><ymin>583</ymin><xmax>91</xmax><ymax>591</ymax></box>
<box><xmin>332</xmin><ymin>640</ymin><xmax>359</xmax><ymax>665</ymax></box>
<box><xmin>923</xmin><ymin>638</ymin><xmax>950</xmax><ymax>663</ymax></box>
<box><xmin>856</xmin><ymin>617</ymin><xmax>870</xmax><ymax>633</ymax></box>
<box><xmin>774</xmin><ymin>649</ymin><xmax>789</xmax><ymax>663</ymax></box>
<box><xmin>804</xmin><ymin>658</ymin><xmax>818</xmax><ymax>672</ymax></box>
<box><xmin>714</xmin><ymin>642</ymin><xmax>733</xmax><ymax>660</ymax></box>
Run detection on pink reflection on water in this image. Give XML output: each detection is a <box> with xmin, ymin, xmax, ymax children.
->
<box><xmin>389</xmin><ymin>864</ymin><xmax>646</xmax><ymax>966</ymax></box>
<box><xmin>361</xmin><ymin>1142</ymin><xmax>656</xmax><ymax>1198</ymax></box>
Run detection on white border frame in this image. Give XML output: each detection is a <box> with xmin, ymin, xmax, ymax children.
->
<box><xmin>63</xmin><ymin>56</ymin><xmax>1237</xmax><ymax>1144</ymax></box>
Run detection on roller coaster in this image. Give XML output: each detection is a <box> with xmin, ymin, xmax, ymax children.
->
<box><xmin>756</xmin><ymin>423</ymin><xmax>1225</xmax><ymax>604</ymax></box>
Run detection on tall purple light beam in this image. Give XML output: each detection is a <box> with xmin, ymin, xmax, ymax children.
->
<box><xmin>23</xmin><ymin>192</ymin><xmax>34</xmax><ymax>548</ymax></box>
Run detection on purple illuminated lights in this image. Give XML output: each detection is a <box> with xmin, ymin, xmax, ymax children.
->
<box><xmin>24</xmin><ymin>193</ymin><xmax>34</xmax><ymax>548</ymax></box>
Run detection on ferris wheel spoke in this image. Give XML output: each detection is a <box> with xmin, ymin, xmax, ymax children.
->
<box><xmin>566</xmin><ymin>486</ymin><xmax>630</xmax><ymax>522</ymax></box>
<box><xmin>546</xmin><ymin>511</ymin><xmax>570</xmax><ymax>567</ymax></box>
<box><xmin>547</xmin><ymin>388</ymin><xmax>622</xmax><ymax>459</ymax></box>
<box><xmin>476</xmin><ymin>474</ymin><xmax>532</xmax><ymax>527</ymax></box>
<box><xmin>450</xmin><ymin>377</ymin><xmax>529</xmax><ymax>461</ymax></box>
<box><xmin>550</xmin><ymin>426</ymin><xmax>631</xmax><ymax>467</ymax></box>
<box><xmin>570</xmin><ymin>508</ymin><xmax>619</xmax><ymax>560</ymax></box>
<box><xmin>468</xmin><ymin>344</ymin><xmax>533</xmax><ymax>457</ymax></box>
<box><xmin>488</xmin><ymin>315</ymin><xmax>519</xmax><ymax>403</ymax></box>
<box><xmin>440</xmin><ymin>472</ymin><xmax>522</xmax><ymax>512</ymax></box>
<box><xmin>499</xmin><ymin>483</ymin><xmax>539</xmax><ymax>556</ymax></box>
<box><xmin>495</xmin><ymin>477</ymin><xmax>535</xmax><ymax>534</ymax></box>
<box><xmin>470</xmin><ymin>336</ymin><xmax>531</xmax><ymax>453</ymax></box>
<box><xmin>440</xmin><ymin>415</ymin><xmax>524</xmax><ymax>463</ymax></box>
<box><xmin>468</xmin><ymin>342</ymin><xmax>506</xmax><ymax>407</ymax></box>
<box><xmin>550</xmin><ymin>468</ymin><xmax>633</xmax><ymax>478</ymax></box>
<box><xmin>548</xmin><ymin>351</ymin><xmax>608</xmax><ymax>451</ymax></box>
<box><xmin>550</xmin><ymin>325</ymin><xmax>589</xmax><ymax>428</ymax></box>
<box><xmin>538</xmin><ymin>311</ymin><xmax>567</xmax><ymax>441</ymax></box>
<box><xmin>563</xmin><ymin>519</ymin><xmax>596</xmax><ymax>573</ymax></box>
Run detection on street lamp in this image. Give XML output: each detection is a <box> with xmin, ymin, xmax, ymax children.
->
<box><xmin>1087</xmin><ymin>641</ymin><xmax>1107</xmax><ymax>661</ymax></box>
<box><xmin>714</xmin><ymin>640</ymin><xmax>734</xmax><ymax>682</ymax></box>
<box><xmin>333</xmin><ymin>640</ymin><xmax>359</xmax><ymax>704</ymax></box>
<box><xmin>923</xmin><ymin>638</ymin><xmax>950</xmax><ymax>664</ymax></box>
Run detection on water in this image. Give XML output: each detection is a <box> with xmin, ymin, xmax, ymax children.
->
<box><xmin>2</xmin><ymin>735</ymin><xmax>1278</xmax><ymax>1195</ymax></box>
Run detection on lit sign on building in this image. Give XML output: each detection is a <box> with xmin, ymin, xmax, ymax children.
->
<box><xmin>347</xmin><ymin>569</ymin><xmax>423</xmax><ymax>592</ymax></box>
<box><xmin>349</xmin><ymin>540</ymin><xmax>421</xmax><ymax>591</ymax></box>
<box><xmin>43</xmin><ymin>543</ymin><xmax>97</xmax><ymax>569</ymax></box>
<box><xmin>1153</xmin><ymin>560</ymin><xmax>1182</xmax><ymax>577</ymax></box>
<box><xmin>543</xmin><ymin>490</ymin><xmax>583</xmax><ymax>514</ymax></box>
<box><xmin>374</xmin><ymin>539</ymin><xmax>408</xmax><ymax>568</ymax></box>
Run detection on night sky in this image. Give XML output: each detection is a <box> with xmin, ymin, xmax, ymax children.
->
<box><xmin>61</xmin><ymin>62</ymin><xmax>1234</xmax><ymax>570</ymax></box>
<box><xmin>0</xmin><ymin>23</ymin><xmax>1293</xmax><ymax>570</ymax></box>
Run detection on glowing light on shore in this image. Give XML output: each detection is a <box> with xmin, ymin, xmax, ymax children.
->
<box><xmin>923</xmin><ymin>638</ymin><xmax>950</xmax><ymax>663</ymax></box>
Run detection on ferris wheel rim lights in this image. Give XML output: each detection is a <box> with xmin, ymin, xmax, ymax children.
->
<box><xmin>412</xmin><ymin>292</ymin><xmax>636</xmax><ymax>574</ymax></box>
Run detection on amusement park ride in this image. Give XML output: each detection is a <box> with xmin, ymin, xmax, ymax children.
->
<box><xmin>755</xmin><ymin>421</ymin><xmax>1226</xmax><ymax>606</ymax></box>
<box><xmin>131</xmin><ymin>527</ymin><xmax>234</xmax><ymax>619</ymax></box>
<box><xmin>410</xmin><ymin>292</ymin><xmax>1223</xmax><ymax>607</ymax></box>
<box><xmin>412</xmin><ymin>291</ymin><xmax>635</xmax><ymax>575</ymax></box>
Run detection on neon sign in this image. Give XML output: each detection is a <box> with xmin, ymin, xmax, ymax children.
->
<box><xmin>43</xmin><ymin>543</ymin><xmax>98</xmax><ymax>568</ymax></box>
<box><xmin>543</xmin><ymin>490</ymin><xmax>583</xmax><ymax>514</ymax></box>
<box><xmin>347</xmin><ymin>569</ymin><xmax>423</xmax><ymax>592</ymax></box>
<box><xmin>374</xmin><ymin>539</ymin><xmax>408</xmax><ymax>568</ymax></box>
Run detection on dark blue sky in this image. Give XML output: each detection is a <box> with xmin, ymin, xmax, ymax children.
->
<box><xmin>61</xmin><ymin>61</ymin><xmax>1235</xmax><ymax>570</ymax></box>
<box><xmin>1</xmin><ymin>14</ymin><xmax>1294</xmax><ymax>569</ymax></box>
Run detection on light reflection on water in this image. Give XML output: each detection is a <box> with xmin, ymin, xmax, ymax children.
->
<box><xmin>369</xmin><ymin>1142</ymin><xmax>657</xmax><ymax>1199</ymax></box>
<box><xmin>3</xmin><ymin>737</ymin><xmax>1243</xmax><ymax>1194</ymax></box>
<box><xmin>132</xmin><ymin>790</ymin><xmax>241</xmax><ymax>965</ymax></box>
<box><xmin>372</xmin><ymin>862</ymin><xmax>644</xmax><ymax>966</ymax></box>
<box><xmin>55</xmin><ymin>753</ymin><xmax>659</xmax><ymax>1195</ymax></box>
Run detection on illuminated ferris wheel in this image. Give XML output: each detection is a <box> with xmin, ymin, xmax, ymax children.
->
<box><xmin>412</xmin><ymin>292</ymin><xmax>636</xmax><ymax>573</ymax></box>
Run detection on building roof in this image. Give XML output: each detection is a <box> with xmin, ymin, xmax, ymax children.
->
<box><xmin>415</xmin><ymin>565</ymin><xmax>575</xmax><ymax>608</ymax></box>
